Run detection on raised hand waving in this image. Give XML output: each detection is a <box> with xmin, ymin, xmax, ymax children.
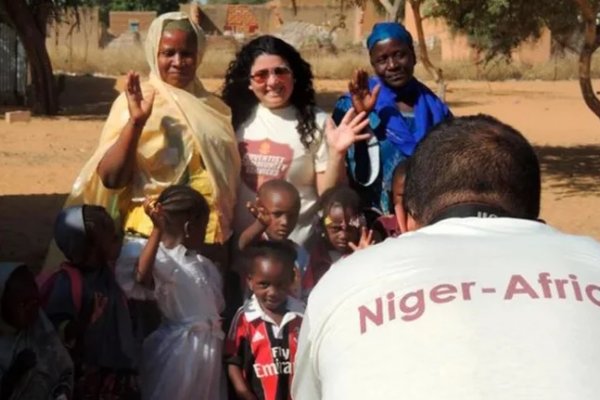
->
<box><xmin>348</xmin><ymin>68</ymin><xmax>381</xmax><ymax>115</ymax></box>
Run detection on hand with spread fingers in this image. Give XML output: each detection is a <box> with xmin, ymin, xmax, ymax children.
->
<box><xmin>125</xmin><ymin>70</ymin><xmax>155</xmax><ymax>126</ymax></box>
<box><xmin>246</xmin><ymin>201</ymin><xmax>271</xmax><ymax>227</ymax></box>
<box><xmin>325</xmin><ymin>108</ymin><xmax>371</xmax><ymax>155</ymax></box>
<box><xmin>349</xmin><ymin>69</ymin><xmax>381</xmax><ymax>115</ymax></box>
<box><xmin>349</xmin><ymin>227</ymin><xmax>374</xmax><ymax>252</ymax></box>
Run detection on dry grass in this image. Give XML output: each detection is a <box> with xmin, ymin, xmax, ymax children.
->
<box><xmin>50</xmin><ymin>45</ymin><xmax>149</xmax><ymax>76</ymax></box>
<box><xmin>49</xmin><ymin>42</ymin><xmax>600</xmax><ymax>82</ymax></box>
<box><xmin>420</xmin><ymin>55</ymin><xmax>600</xmax><ymax>81</ymax></box>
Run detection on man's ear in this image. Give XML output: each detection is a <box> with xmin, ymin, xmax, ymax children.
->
<box><xmin>395</xmin><ymin>203</ymin><xmax>419</xmax><ymax>233</ymax></box>
<box><xmin>394</xmin><ymin>203</ymin><xmax>409</xmax><ymax>234</ymax></box>
<box><xmin>406</xmin><ymin>214</ymin><xmax>420</xmax><ymax>232</ymax></box>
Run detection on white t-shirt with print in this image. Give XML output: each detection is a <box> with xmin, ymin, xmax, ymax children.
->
<box><xmin>234</xmin><ymin>104</ymin><xmax>329</xmax><ymax>246</ymax></box>
<box><xmin>293</xmin><ymin>218</ymin><xmax>600</xmax><ymax>400</ymax></box>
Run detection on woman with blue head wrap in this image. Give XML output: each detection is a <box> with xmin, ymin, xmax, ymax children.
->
<box><xmin>333</xmin><ymin>22</ymin><xmax>451</xmax><ymax>222</ymax></box>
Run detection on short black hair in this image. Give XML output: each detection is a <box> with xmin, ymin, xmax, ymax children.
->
<box><xmin>2</xmin><ymin>264</ymin><xmax>35</xmax><ymax>305</ymax></box>
<box><xmin>243</xmin><ymin>240</ymin><xmax>297</xmax><ymax>277</ymax></box>
<box><xmin>320</xmin><ymin>185</ymin><xmax>361</xmax><ymax>216</ymax></box>
<box><xmin>258</xmin><ymin>179</ymin><xmax>300</xmax><ymax>207</ymax></box>
<box><xmin>82</xmin><ymin>205</ymin><xmax>114</xmax><ymax>237</ymax></box>
<box><xmin>404</xmin><ymin>114</ymin><xmax>540</xmax><ymax>225</ymax></box>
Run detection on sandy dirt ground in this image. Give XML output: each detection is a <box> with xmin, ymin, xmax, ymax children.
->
<box><xmin>1</xmin><ymin>75</ymin><xmax>599</xmax><ymax>269</ymax></box>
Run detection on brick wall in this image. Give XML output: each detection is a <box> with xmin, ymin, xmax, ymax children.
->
<box><xmin>224</xmin><ymin>5</ymin><xmax>260</xmax><ymax>34</ymax></box>
<box><xmin>109</xmin><ymin>11</ymin><xmax>157</xmax><ymax>37</ymax></box>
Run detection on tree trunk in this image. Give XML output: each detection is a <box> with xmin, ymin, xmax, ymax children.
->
<box><xmin>408</xmin><ymin>0</ymin><xmax>446</xmax><ymax>100</ymax></box>
<box><xmin>1</xmin><ymin>0</ymin><xmax>59</xmax><ymax>115</ymax></box>
<box><xmin>572</xmin><ymin>0</ymin><xmax>600</xmax><ymax>119</ymax></box>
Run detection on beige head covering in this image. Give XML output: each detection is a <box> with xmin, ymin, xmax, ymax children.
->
<box><xmin>145</xmin><ymin>12</ymin><xmax>207</xmax><ymax>78</ymax></box>
<box><xmin>44</xmin><ymin>12</ymin><xmax>240</xmax><ymax>271</ymax></box>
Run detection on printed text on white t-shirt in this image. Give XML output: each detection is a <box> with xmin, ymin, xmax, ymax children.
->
<box><xmin>359</xmin><ymin>272</ymin><xmax>600</xmax><ymax>334</ymax></box>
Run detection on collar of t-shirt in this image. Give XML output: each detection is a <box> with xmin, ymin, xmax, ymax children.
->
<box><xmin>244</xmin><ymin>294</ymin><xmax>304</xmax><ymax>338</ymax></box>
<box><xmin>255</xmin><ymin>103</ymin><xmax>296</xmax><ymax>120</ymax></box>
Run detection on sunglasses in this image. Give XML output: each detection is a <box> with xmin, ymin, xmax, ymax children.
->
<box><xmin>250</xmin><ymin>66</ymin><xmax>292</xmax><ymax>84</ymax></box>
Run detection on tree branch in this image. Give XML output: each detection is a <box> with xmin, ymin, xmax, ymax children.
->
<box><xmin>572</xmin><ymin>0</ymin><xmax>600</xmax><ymax>119</ymax></box>
<box><xmin>379</xmin><ymin>0</ymin><xmax>395</xmax><ymax>15</ymax></box>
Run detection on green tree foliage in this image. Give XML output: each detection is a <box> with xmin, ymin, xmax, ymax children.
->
<box><xmin>428</xmin><ymin>0</ymin><xmax>600</xmax><ymax>118</ymax></box>
<box><xmin>428</xmin><ymin>0</ymin><xmax>585</xmax><ymax>59</ymax></box>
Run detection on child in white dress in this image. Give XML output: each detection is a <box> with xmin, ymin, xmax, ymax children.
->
<box><xmin>132</xmin><ymin>185</ymin><xmax>225</xmax><ymax>400</ymax></box>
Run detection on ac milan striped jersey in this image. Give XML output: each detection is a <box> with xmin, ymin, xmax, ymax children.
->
<box><xmin>225</xmin><ymin>295</ymin><xmax>304</xmax><ymax>400</ymax></box>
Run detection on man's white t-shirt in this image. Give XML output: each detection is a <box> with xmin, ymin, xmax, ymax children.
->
<box><xmin>293</xmin><ymin>218</ymin><xmax>600</xmax><ymax>399</ymax></box>
<box><xmin>234</xmin><ymin>104</ymin><xmax>329</xmax><ymax>245</ymax></box>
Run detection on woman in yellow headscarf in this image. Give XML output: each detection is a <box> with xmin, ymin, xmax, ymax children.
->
<box><xmin>52</xmin><ymin>12</ymin><xmax>239</xmax><ymax>269</ymax></box>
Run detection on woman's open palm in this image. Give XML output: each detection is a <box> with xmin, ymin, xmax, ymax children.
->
<box><xmin>325</xmin><ymin>108</ymin><xmax>371</xmax><ymax>154</ymax></box>
<box><xmin>125</xmin><ymin>70</ymin><xmax>155</xmax><ymax>124</ymax></box>
<box><xmin>349</xmin><ymin>69</ymin><xmax>381</xmax><ymax>115</ymax></box>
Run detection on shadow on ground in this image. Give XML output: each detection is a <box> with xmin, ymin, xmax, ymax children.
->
<box><xmin>58</xmin><ymin>74</ymin><xmax>119</xmax><ymax>119</ymax></box>
<box><xmin>0</xmin><ymin>193</ymin><xmax>67</xmax><ymax>272</ymax></box>
<box><xmin>535</xmin><ymin>145</ymin><xmax>600</xmax><ymax>196</ymax></box>
<box><xmin>1</xmin><ymin>101</ymin><xmax>598</xmax><ymax>271</ymax></box>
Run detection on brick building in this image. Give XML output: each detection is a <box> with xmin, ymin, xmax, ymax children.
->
<box><xmin>108</xmin><ymin>11</ymin><xmax>157</xmax><ymax>37</ymax></box>
<box><xmin>224</xmin><ymin>5</ymin><xmax>260</xmax><ymax>34</ymax></box>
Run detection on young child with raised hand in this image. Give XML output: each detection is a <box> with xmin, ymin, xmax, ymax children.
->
<box><xmin>239</xmin><ymin>179</ymin><xmax>309</xmax><ymax>298</ymax></box>
<box><xmin>1</xmin><ymin>263</ymin><xmax>73</xmax><ymax>400</ymax></box>
<box><xmin>133</xmin><ymin>185</ymin><xmax>225</xmax><ymax>400</ymax></box>
<box><xmin>302</xmin><ymin>185</ymin><xmax>373</xmax><ymax>297</ymax></box>
<box><xmin>44</xmin><ymin>205</ymin><xmax>138</xmax><ymax>399</ymax></box>
<box><xmin>225</xmin><ymin>241</ymin><xmax>304</xmax><ymax>400</ymax></box>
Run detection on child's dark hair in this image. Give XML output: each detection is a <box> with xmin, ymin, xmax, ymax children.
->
<box><xmin>82</xmin><ymin>205</ymin><xmax>114</xmax><ymax>237</ymax></box>
<box><xmin>5</xmin><ymin>264</ymin><xmax>35</xmax><ymax>287</ymax></box>
<box><xmin>157</xmin><ymin>185</ymin><xmax>210</xmax><ymax>220</ymax></box>
<box><xmin>320</xmin><ymin>185</ymin><xmax>361</xmax><ymax>216</ymax></box>
<box><xmin>243</xmin><ymin>240</ymin><xmax>297</xmax><ymax>277</ymax></box>
<box><xmin>1</xmin><ymin>263</ymin><xmax>35</xmax><ymax>306</ymax></box>
<box><xmin>258</xmin><ymin>179</ymin><xmax>300</xmax><ymax>206</ymax></box>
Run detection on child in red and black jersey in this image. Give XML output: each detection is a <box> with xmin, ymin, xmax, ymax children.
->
<box><xmin>225</xmin><ymin>241</ymin><xmax>304</xmax><ymax>400</ymax></box>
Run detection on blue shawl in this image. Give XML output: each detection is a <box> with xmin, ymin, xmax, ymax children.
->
<box><xmin>368</xmin><ymin>76</ymin><xmax>450</xmax><ymax>156</ymax></box>
<box><xmin>333</xmin><ymin>76</ymin><xmax>450</xmax><ymax>214</ymax></box>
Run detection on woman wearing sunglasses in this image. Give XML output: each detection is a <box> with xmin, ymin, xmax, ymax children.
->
<box><xmin>223</xmin><ymin>35</ymin><xmax>369</xmax><ymax>246</ymax></box>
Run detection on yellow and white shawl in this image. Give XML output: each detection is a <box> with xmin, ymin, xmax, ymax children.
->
<box><xmin>45</xmin><ymin>12</ymin><xmax>240</xmax><ymax>270</ymax></box>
